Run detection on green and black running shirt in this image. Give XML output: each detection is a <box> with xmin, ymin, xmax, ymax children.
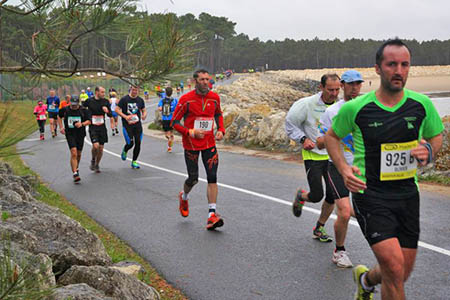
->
<box><xmin>332</xmin><ymin>89</ymin><xmax>444</xmax><ymax>199</ymax></box>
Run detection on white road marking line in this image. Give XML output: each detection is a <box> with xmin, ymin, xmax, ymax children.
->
<box><xmin>23</xmin><ymin>138</ymin><xmax>41</xmax><ymax>142</ymax></box>
<box><xmin>85</xmin><ymin>139</ymin><xmax>450</xmax><ymax>257</ymax></box>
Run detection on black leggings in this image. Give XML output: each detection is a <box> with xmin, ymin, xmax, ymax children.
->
<box><xmin>37</xmin><ymin>120</ymin><xmax>45</xmax><ymax>133</ymax></box>
<box><xmin>304</xmin><ymin>159</ymin><xmax>335</xmax><ymax>204</ymax></box>
<box><xmin>184</xmin><ymin>146</ymin><xmax>219</xmax><ymax>187</ymax></box>
<box><xmin>123</xmin><ymin>125</ymin><xmax>143</xmax><ymax>161</ymax></box>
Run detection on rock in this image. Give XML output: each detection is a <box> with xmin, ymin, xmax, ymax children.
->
<box><xmin>217</xmin><ymin>72</ymin><xmax>317</xmax><ymax>150</ymax></box>
<box><xmin>58</xmin><ymin>265</ymin><xmax>159</xmax><ymax>300</ymax></box>
<box><xmin>111</xmin><ymin>260</ymin><xmax>145</xmax><ymax>277</ymax></box>
<box><xmin>4</xmin><ymin>213</ymin><xmax>111</xmax><ymax>275</ymax></box>
<box><xmin>1</xmin><ymin>241</ymin><xmax>56</xmax><ymax>292</ymax></box>
<box><xmin>0</xmin><ymin>163</ymin><xmax>111</xmax><ymax>275</ymax></box>
<box><xmin>49</xmin><ymin>283</ymin><xmax>115</xmax><ymax>300</ymax></box>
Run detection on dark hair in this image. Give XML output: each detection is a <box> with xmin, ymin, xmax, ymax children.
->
<box><xmin>376</xmin><ymin>38</ymin><xmax>411</xmax><ymax>66</ymax></box>
<box><xmin>165</xmin><ymin>87</ymin><xmax>173</xmax><ymax>97</ymax></box>
<box><xmin>193</xmin><ymin>69</ymin><xmax>209</xmax><ymax>79</ymax></box>
<box><xmin>95</xmin><ymin>86</ymin><xmax>100</xmax><ymax>92</ymax></box>
<box><xmin>320</xmin><ymin>73</ymin><xmax>340</xmax><ymax>87</ymax></box>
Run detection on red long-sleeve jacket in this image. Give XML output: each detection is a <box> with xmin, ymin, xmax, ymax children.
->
<box><xmin>171</xmin><ymin>90</ymin><xmax>225</xmax><ymax>151</ymax></box>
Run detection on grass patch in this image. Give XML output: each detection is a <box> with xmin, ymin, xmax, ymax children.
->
<box><xmin>148</xmin><ymin>122</ymin><xmax>162</xmax><ymax>130</ymax></box>
<box><xmin>1</xmin><ymin>101</ymin><xmax>186</xmax><ymax>300</ymax></box>
<box><xmin>419</xmin><ymin>174</ymin><xmax>450</xmax><ymax>186</ymax></box>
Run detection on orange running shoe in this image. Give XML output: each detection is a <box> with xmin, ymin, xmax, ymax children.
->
<box><xmin>179</xmin><ymin>191</ymin><xmax>189</xmax><ymax>217</ymax></box>
<box><xmin>206</xmin><ymin>213</ymin><xmax>224</xmax><ymax>230</ymax></box>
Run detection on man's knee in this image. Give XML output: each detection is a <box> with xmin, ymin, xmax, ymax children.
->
<box><xmin>70</xmin><ymin>148</ymin><xmax>77</xmax><ymax>157</ymax></box>
<box><xmin>185</xmin><ymin>175</ymin><xmax>198</xmax><ymax>188</ymax></box>
<box><xmin>308</xmin><ymin>191</ymin><xmax>323</xmax><ymax>203</ymax></box>
<box><xmin>337</xmin><ymin>203</ymin><xmax>351</xmax><ymax>222</ymax></box>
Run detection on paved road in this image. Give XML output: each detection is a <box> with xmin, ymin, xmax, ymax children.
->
<box><xmin>20</xmin><ymin>95</ymin><xmax>450</xmax><ymax>300</ymax></box>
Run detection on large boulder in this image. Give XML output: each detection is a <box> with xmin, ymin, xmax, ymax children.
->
<box><xmin>58</xmin><ymin>265</ymin><xmax>159</xmax><ymax>300</ymax></box>
<box><xmin>217</xmin><ymin>73</ymin><xmax>318</xmax><ymax>150</ymax></box>
<box><xmin>49</xmin><ymin>283</ymin><xmax>115</xmax><ymax>300</ymax></box>
<box><xmin>0</xmin><ymin>163</ymin><xmax>111</xmax><ymax>275</ymax></box>
<box><xmin>0</xmin><ymin>241</ymin><xmax>56</xmax><ymax>292</ymax></box>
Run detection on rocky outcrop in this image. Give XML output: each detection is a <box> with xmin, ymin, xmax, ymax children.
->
<box><xmin>0</xmin><ymin>162</ymin><xmax>159</xmax><ymax>300</ymax></box>
<box><xmin>0</xmin><ymin>164</ymin><xmax>111</xmax><ymax>275</ymax></box>
<box><xmin>58</xmin><ymin>266</ymin><xmax>158</xmax><ymax>300</ymax></box>
<box><xmin>216</xmin><ymin>73</ymin><xmax>318</xmax><ymax>150</ymax></box>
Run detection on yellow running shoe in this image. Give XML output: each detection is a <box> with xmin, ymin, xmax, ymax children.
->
<box><xmin>353</xmin><ymin>265</ymin><xmax>374</xmax><ymax>300</ymax></box>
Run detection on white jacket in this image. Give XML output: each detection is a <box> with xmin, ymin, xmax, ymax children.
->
<box><xmin>285</xmin><ymin>92</ymin><xmax>329</xmax><ymax>156</ymax></box>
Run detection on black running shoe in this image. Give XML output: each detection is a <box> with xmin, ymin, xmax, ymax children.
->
<box><xmin>292</xmin><ymin>188</ymin><xmax>306</xmax><ymax>217</ymax></box>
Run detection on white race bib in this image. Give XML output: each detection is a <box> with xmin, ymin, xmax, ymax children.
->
<box><xmin>194</xmin><ymin>117</ymin><xmax>213</xmax><ymax>131</ymax></box>
<box><xmin>92</xmin><ymin>115</ymin><xmax>104</xmax><ymax>126</ymax></box>
<box><xmin>39</xmin><ymin>114</ymin><xmax>46</xmax><ymax>120</ymax></box>
<box><xmin>128</xmin><ymin>114</ymin><xmax>140</xmax><ymax>124</ymax></box>
<box><xmin>380</xmin><ymin>140</ymin><xmax>418</xmax><ymax>181</ymax></box>
<box><xmin>49</xmin><ymin>104</ymin><xmax>55</xmax><ymax>110</ymax></box>
<box><xmin>68</xmin><ymin>116</ymin><xmax>82</xmax><ymax>129</ymax></box>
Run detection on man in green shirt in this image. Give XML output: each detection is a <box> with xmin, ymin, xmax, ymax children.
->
<box><xmin>325</xmin><ymin>39</ymin><xmax>444</xmax><ymax>300</ymax></box>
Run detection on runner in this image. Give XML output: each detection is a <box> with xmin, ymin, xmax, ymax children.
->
<box><xmin>82</xmin><ymin>86</ymin><xmax>111</xmax><ymax>173</ymax></box>
<box><xmin>171</xmin><ymin>69</ymin><xmax>226</xmax><ymax>230</ymax></box>
<box><xmin>58</xmin><ymin>96</ymin><xmax>91</xmax><ymax>183</ymax></box>
<box><xmin>116</xmin><ymin>85</ymin><xmax>146</xmax><ymax>169</ymax></box>
<box><xmin>109</xmin><ymin>91</ymin><xmax>120</xmax><ymax>136</ymax></box>
<box><xmin>179</xmin><ymin>81</ymin><xmax>184</xmax><ymax>93</ymax></box>
<box><xmin>158</xmin><ymin>87</ymin><xmax>178</xmax><ymax>152</ymax></box>
<box><xmin>285</xmin><ymin>73</ymin><xmax>340</xmax><ymax>242</ymax></box>
<box><xmin>46</xmin><ymin>89</ymin><xmax>60</xmax><ymax>138</ymax></box>
<box><xmin>317</xmin><ymin>70</ymin><xmax>364</xmax><ymax>268</ymax></box>
<box><xmin>86</xmin><ymin>87</ymin><xmax>94</xmax><ymax>98</ymax></box>
<box><xmin>79</xmin><ymin>89</ymin><xmax>89</xmax><ymax>103</ymax></box>
<box><xmin>59</xmin><ymin>94</ymin><xmax>70</xmax><ymax>110</ymax></box>
<box><xmin>33</xmin><ymin>100</ymin><xmax>47</xmax><ymax>140</ymax></box>
<box><xmin>325</xmin><ymin>39</ymin><xmax>444</xmax><ymax>300</ymax></box>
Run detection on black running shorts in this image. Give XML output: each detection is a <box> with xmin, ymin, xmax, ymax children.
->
<box><xmin>48</xmin><ymin>112</ymin><xmax>58</xmax><ymax>120</ymax></box>
<box><xmin>89</xmin><ymin>125</ymin><xmax>108</xmax><ymax>145</ymax></box>
<box><xmin>327</xmin><ymin>161</ymin><xmax>349</xmax><ymax>200</ymax></box>
<box><xmin>304</xmin><ymin>159</ymin><xmax>335</xmax><ymax>204</ymax></box>
<box><xmin>352</xmin><ymin>192</ymin><xmax>420</xmax><ymax>249</ymax></box>
<box><xmin>162</xmin><ymin>120</ymin><xmax>172</xmax><ymax>132</ymax></box>
<box><xmin>184</xmin><ymin>146</ymin><xmax>219</xmax><ymax>185</ymax></box>
<box><xmin>66</xmin><ymin>133</ymin><xmax>85</xmax><ymax>151</ymax></box>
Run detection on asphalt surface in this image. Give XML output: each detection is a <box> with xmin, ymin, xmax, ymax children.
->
<box><xmin>19</xmin><ymin>85</ymin><xmax>450</xmax><ymax>300</ymax></box>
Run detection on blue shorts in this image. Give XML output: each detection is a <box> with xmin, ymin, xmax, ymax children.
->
<box><xmin>111</xmin><ymin>111</ymin><xmax>118</xmax><ymax>118</ymax></box>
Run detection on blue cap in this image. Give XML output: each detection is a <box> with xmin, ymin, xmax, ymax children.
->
<box><xmin>341</xmin><ymin>70</ymin><xmax>364</xmax><ymax>83</ymax></box>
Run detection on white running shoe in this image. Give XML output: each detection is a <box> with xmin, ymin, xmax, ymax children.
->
<box><xmin>332</xmin><ymin>250</ymin><xmax>353</xmax><ymax>268</ymax></box>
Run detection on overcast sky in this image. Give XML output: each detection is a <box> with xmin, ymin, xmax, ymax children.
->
<box><xmin>141</xmin><ymin>0</ymin><xmax>450</xmax><ymax>41</ymax></box>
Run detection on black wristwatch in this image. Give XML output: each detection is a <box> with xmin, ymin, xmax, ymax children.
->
<box><xmin>299</xmin><ymin>136</ymin><xmax>307</xmax><ymax>144</ymax></box>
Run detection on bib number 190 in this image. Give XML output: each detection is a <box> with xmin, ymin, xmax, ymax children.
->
<box><xmin>194</xmin><ymin>118</ymin><xmax>213</xmax><ymax>131</ymax></box>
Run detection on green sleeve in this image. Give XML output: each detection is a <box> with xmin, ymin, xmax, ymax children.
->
<box><xmin>422</xmin><ymin>99</ymin><xmax>444</xmax><ymax>139</ymax></box>
<box><xmin>332</xmin><ymin>101</ymin><xmax>355</xmax><ymax>139</ymax></box>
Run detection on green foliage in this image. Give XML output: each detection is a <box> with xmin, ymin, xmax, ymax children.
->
<box><xmin>419</xmin><ymin>174</ymin><xmax>450</xmax><ymax>186</ymax></box>
<box><xmin>0</xmin><ymin>0</ymin><xmax>195</xmax><ymax>92</ymax></box>
<box><xmin>0</xmin><ymin>102</ymin><xmax>36</xmax><ymax>158</ymax></box>
<box><xmin>1</xmin><ymin>211</ymin><xmax>9</xmax><ymax>222</ymax></box>
<box><xmin>148</xmin><ymin>122</ymin><xmax>162</xmax><ymax>130</ymax></box>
